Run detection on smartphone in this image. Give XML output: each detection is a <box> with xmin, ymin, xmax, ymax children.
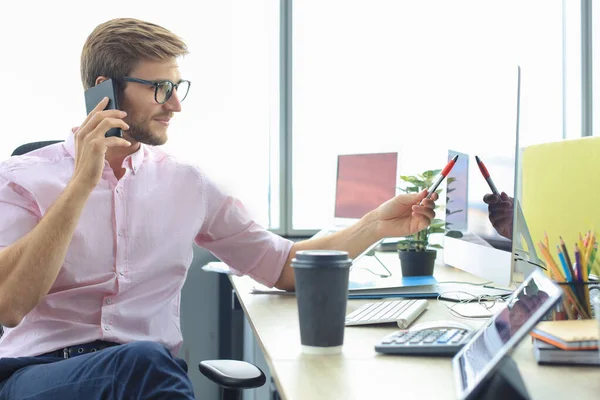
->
<box><xmin>84</xmin><ymin>79</ymin><xmax>122</xmax><ymax>138</ymax></box>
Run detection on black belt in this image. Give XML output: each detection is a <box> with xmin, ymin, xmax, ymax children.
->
<box><xmin>38</xmin><ymin>340</ymin><xmax>120</xmax><ymax>359</ymax></box>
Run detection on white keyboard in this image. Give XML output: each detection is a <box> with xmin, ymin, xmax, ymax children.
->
<box><xmin>345</xmin><ymin>299</ymin><xmax>428</xmax><ymax>328</ymax></box>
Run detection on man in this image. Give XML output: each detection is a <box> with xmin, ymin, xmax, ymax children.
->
<box><xmin>0</xmin><ymin>18</ymin><xmax>437</xmax><ymax>399</ymax></box>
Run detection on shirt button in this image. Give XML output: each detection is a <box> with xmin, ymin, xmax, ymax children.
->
<box><xmin>118</xmin><ymin>231</ymin><xmax>123</xmax><ymax>237</ymax></box>
<box><xmin>103</xmin><ymin>325</ymin><xmax>111</xmax><ymax>331</ymax></box>
<box><xmin>116</xmin><ymin>188</ymin><xmax>121</xmax><ymax>194</ymax></box>
<box><xmin>119</xmin><ymin>271</ymin><xmax>125</xmax><ymax>276</ymax></box>
<box><xmin>105</xmin><ymin>298</ymin><xmax>112</xmax><ymax>305</ymax></box>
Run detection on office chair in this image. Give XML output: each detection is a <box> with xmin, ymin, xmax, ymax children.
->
<box><xmin>10</xmin><ymin>140</ymin><xmax>267</xmax><ymax>400</ymax></box>
<box><xmin>11</xmin><ymin>140</ymin><xmax>65</xmax><ymax>156</ymax></box>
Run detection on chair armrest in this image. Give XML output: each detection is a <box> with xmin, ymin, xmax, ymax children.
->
<box><xmin>199</xmin><ymin>359</ymin><xmax>266</xmax><ymax>389</ymax></box>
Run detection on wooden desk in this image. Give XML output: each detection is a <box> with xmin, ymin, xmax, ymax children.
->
<box><xmin>232</xmin><ymin>256</ymin><xmax>599</xmax><ymax>400</ymax></box>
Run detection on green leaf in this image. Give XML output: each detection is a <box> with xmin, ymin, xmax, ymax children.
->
<box><xmin>400</xmin><ymin>176</ymin><xmax>426</xmax><ymax>187</ymax></box>
<box><xmin>428</xmin><ymin>227</ymin><xmax>445</xmax><ymax>235</ymax></box>
<box><xmin>422</xmin><ymin>169</ymin><xmax>441</xmax><ymax>178</ymax></box>
<box><xmin>429</xmin><ymin>244</ymin><xmax>443</xmax><ymax>249</ymax></box>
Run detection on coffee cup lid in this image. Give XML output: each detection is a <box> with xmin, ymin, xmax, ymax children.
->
<box><xmin>292</xmin><ymin>250</ymin><xmax>352</xmax><ymax>267</ymax></box>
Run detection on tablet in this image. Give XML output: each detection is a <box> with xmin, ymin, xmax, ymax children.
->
<box><xmin>452</xmin><ymin>269</ymin><xmax>563</xmax><ymax>400</ymax></box>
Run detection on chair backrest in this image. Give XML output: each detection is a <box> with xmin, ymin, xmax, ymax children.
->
<box><xmin>12</xmin><ymin>140</ymin><xmax>64</xmax><ymax>156</ymax></box>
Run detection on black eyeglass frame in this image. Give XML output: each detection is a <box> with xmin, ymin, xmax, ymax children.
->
<box><xmin>121</xmin><ymin>76</ymin><xmax>191</xmax><ymax>104</ymax></box>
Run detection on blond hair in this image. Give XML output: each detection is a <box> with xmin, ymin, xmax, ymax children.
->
<box><xmin>81</xmin><ymin>18</ymin><xmax>188</xmax><ymax>89</ymax></box>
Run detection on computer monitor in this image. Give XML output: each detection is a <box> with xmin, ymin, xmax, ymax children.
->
<box><xmin>443</xmin><ymin>66</ymin><xmax>522</xmax><ymax>288</ymax></box>
<box><xmin>333</xmin><ymin>152</ymin><xmax>398</xmax><ymax>226</ymax></box>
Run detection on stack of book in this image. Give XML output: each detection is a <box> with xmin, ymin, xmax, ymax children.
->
<box><xmin>530</xmin><ymin>319</ymin><xmax>599</xmax><ymax>366</ymax></box>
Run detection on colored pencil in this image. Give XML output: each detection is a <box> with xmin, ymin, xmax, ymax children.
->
<box><xmin>590</xmin><ymin>243</ymin><xmax>598</xmax><ymax>275</ymax></box>
<box><xmin>538</xmin><ymin>243</ymin><xmax>589</xmax><ymax>318</ymax></box>
<box><xmin>538</xmin><ymin>242</ymin><xmax>564</xmax><ymax>281</ymax></box>
<box><xmin>556</xmin><ymin>245</ymin><xmax>572</xmax><ymax>282</ymax></box>
<box><xmin>574</xmin><ymin>245</ymin><xmax>582</xmax><ymax>281</ymax></box>
<box><xmin>583</xmin><ymin>231</ymin><xmax>595</xmax><ymax>275</ymax></box>
<box><xmin>559</xmin><ymin>236</ymin><xmax>575</xmax><ymax>280</ymax></box>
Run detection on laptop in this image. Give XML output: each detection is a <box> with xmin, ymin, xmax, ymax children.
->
<box><xmin>311</xmin><ymin>152</ymin><xmax>399</xmax><ymax>265</ymax></box>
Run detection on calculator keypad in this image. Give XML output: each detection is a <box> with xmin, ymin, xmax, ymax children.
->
<box><xmin>375</xmin><ymin>328</ymin><xmax>472</xmax><ymax>356</ymax></box>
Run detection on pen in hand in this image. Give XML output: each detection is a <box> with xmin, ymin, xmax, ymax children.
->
<box><xmin>475</xmin><ymin>155</ymin><xmax>500</xmax><ymax>197</ymax></box>
<box><xmin>420</xmin><ymin>155</ymin><xmax>459</xmax><ymax>205</ymax></box>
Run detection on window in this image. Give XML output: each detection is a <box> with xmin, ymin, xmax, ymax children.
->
<box><xmin>292</xmin><ymin>0</ymin><xmax>569</xmax><ymax>232</ymax></box>
<box><xmin>2</xmin><ymin>1</ymin><xmax>587</xmax><ymax>234</ymax></box>
<box><xmin>0</xmin><ymin>0</ymin><xmax>279</xmax><ymax>228</ymax></box>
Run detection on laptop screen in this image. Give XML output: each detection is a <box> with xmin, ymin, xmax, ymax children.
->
<box><xmin>334</xmin><ymin>152</ymin><xmax>398</xmax><ymax>220</ymax></box>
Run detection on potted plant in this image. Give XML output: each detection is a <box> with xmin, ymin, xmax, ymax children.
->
<box><xmin>396</xmin><ymin>170</ymin><xmax>463</xmax><ymax>276</ymax></box>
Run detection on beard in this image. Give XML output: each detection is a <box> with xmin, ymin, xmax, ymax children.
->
<box><xmin>122</xmin><ymin>110</ymin><xmax>169</xmax><ymax>146</ymax></box>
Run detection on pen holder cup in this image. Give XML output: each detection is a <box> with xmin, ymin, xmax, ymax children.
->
<box><xmin>550</xmin><ymin>281</ymin><xmax>600</xmax><ymax>321</ymax></box>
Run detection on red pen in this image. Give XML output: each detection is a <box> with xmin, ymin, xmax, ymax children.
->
<box><xmin>424</xmin><ymin>155</ymin><xmax>459</xmax><ymax>199</ymax></box>
<box><xmin>475</xmin><ymin>155</ymin><xmax>500</xmax><ymax>196</ymax></box>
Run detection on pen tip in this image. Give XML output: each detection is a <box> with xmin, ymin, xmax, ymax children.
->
<box><xmin>452</xmin><ymin>155</ymin><xmax>459</xmax><ymax>161</ymax></box>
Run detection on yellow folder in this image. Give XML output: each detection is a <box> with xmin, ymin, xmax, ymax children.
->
<box><xmin>521</xmin><ymin>136</ymin><xmax>600</xmax><ymax>274</ymax></box>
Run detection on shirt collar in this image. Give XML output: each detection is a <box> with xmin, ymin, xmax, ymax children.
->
<box><xmin>64</xmin><ymin>131</ymin><xmax>145</xmax><ymax>174</ymax></box>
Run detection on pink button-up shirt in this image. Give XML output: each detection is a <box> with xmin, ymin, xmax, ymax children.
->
<box><xmin>0</xmin><ymin>133</ymin><xmax>292</xmax><ymax>358</ymax></box>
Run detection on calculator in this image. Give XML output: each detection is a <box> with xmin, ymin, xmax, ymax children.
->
<box><xmin>375</xmin><ymin>325</ymin><xmax>475</xmax><ymax>356</ymax></box>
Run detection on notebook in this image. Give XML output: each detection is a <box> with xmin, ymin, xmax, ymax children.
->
<box><xmin>347</xmin><ymin>273</ymin><xmax>439</xmax><ymax>299</ymax></box>
<box><xmin>530</xmin><ymin>319</ymin><xmax>599</xmax><ymax>350</ymax></box>
<box><xmin>533</xmin><ymin>338</ymin><xmax>600</xmax><ymax>366</ymax></box>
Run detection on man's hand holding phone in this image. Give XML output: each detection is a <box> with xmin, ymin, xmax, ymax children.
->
<box><xmin>71</xmin><ymin>97</ymin><xmax>131</xmax><ymax>190</ymax></box>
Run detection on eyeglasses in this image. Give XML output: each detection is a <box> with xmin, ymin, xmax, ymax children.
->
<box><xmin>121</xmin><ymin>76</ymin><xmax>191</xmax><ymax>104</ymax></box>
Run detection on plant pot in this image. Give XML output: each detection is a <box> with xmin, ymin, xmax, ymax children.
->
<box><xmin>397</xmin><ymin>249</ymin><xmax>437</xmax><ymax>277</ymax></box>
